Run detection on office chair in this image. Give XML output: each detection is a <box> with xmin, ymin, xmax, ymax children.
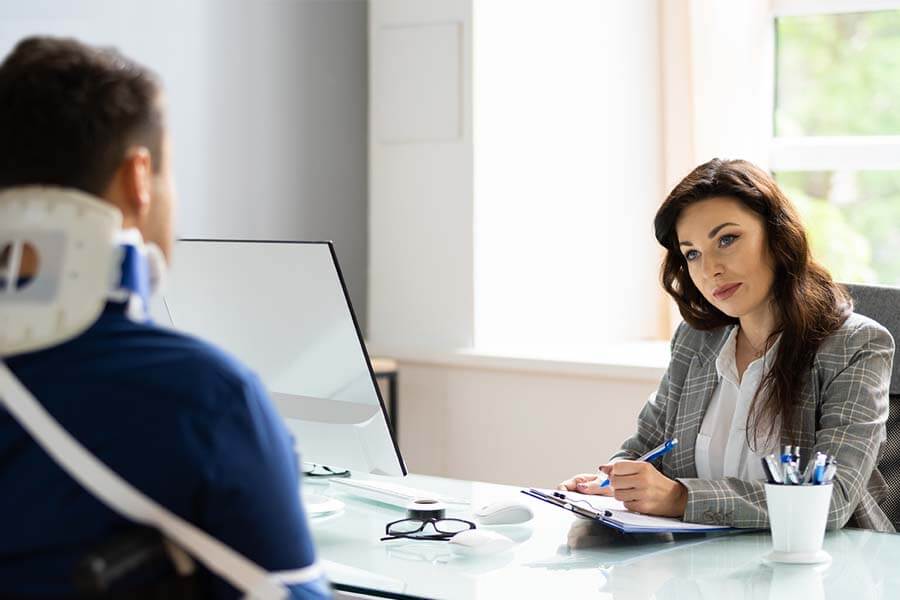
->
<box><xmin>73</xmin><ymin>527</ymin><xmax>204</xmax><ymax>599</ymax></box>
<box><xmin>844</xmin><ymin>283</ymin><xmax>900</xmax><ymax>530</ymax></box>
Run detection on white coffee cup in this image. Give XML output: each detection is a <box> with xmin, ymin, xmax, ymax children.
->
<box><xmin>763</xmin><ymin>483</ymin><xmax>833</xmax><ymax>564</ymax></box>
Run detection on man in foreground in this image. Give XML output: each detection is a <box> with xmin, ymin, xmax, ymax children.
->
<box><xmin>0</xmin><ymin>36</ymin><xmax>330</xmax><ymax>598</ymax></box>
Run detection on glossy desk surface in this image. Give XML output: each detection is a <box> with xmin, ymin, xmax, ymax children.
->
<box><xmin>308</xmin><ymin>474</ymin><xmax>900</xmax><ymax>599</ymax></box>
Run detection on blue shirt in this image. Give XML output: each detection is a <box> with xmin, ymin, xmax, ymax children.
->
<box><xmin>1</xmin><ymin>302</ymin><xmax>330</xmax><ymax>598</ymax></box>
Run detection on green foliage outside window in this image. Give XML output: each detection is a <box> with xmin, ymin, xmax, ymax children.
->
<box><xmin>775</xmin><ymin>11</ymin><xmax>900</xmax><ymax>285</ymax></box>
<box><xmin>776</xmin><ymin>10</ymin><xmax>900</xmax><ymax>136</ymax></box>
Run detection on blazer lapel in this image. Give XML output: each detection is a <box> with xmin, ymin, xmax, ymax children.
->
<box><xmin>668</xmin><ymin>356</ymin><xmax>720</xmax><ymax>478</ymax></box>
<box><xmin>663</xmin><ymin>326</ymin><xmax>733</xmax><ymax>479</ymax></box>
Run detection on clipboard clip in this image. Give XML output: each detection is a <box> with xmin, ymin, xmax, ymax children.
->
<box><xmin>521</xmin><ymin>488</ymin><xmax>607</xmax><ymax>520</ymax></box>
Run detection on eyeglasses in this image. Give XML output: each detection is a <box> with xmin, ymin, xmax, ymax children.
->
<box><xmin>381</xmin><ymin>517</ymin><xmax>476</xmax><ymax>541</ymax></box>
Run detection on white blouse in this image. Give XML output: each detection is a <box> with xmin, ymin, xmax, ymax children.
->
<box><xmin>694</xmin><ymin>325</ymin><xmax>779</xmax><ymax>481</ymax></box>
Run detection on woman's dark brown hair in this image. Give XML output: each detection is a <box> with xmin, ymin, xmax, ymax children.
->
<box><xmin>654</xmin><ymin>158</ymin><xmax>851</xmax><ymax>447</ymax></box>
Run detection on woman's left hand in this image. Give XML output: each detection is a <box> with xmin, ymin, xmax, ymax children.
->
<box><xmin>603</xmin><ymin>460</ymin><xmax>688</xmax><ymax>517</ymax></box>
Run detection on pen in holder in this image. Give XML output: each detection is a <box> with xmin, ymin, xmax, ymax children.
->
<box><xmin>763</xmin><ymin>483</ymin><xmax>833</xmax><ymax>564</ymax></box>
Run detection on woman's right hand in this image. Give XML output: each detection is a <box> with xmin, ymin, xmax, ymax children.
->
<box><xmin>557</xmin><ymin>472</ymin><xmax>614</xmax><ymax>496</ymax></box>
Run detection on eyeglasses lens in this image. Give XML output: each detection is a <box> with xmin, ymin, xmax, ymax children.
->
<box><xmin>433</xmin><ymin>520</ymin><xmax>472</xmax><ymax>534</ymax></box>
<box><xmin>388</xmin><ymin>519</ymin><xmax>426</xmax><ymax>534</ymax></box>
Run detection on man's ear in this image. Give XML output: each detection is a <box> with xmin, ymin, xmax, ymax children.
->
<box><xmin>121</xmin><ymin>146</ymin><xmax>154</xmax><ymax>222</ymax></box>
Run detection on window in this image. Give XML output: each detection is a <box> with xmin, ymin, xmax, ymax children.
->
<box><xmin>772</xmin><ymin>4</ymin><xmax>900</xmax><ymax>285</ymax></box>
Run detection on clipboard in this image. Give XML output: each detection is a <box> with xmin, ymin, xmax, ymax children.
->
<box><xmin>521</xmin><ymin>488</ymin><xmax>735</xmax><ymax>534</ymax></box>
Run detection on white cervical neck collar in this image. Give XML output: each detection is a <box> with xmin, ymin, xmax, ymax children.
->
<box><xmin>0</xmin><ymin>185</ymin><xmax>165</xmax><ymax>357</ymax></box>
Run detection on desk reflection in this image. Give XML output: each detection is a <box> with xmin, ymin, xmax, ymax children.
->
<box><xmin>553</xmin><ymin>520</ymin><xmax>889</xmax><ymax>600</ymax></box>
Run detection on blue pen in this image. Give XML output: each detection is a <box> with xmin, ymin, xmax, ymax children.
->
<box><xmin>595</xmin><ymin>439</ymin><xmax>679</xmax><ymax>489</ymax></box>
<box><xmin>812</xmin><ymin>453</ymin><xmax>827</xmax><ymax>485</ymax></box>
<box><xmin>781</xmin><ymin>445</ymin><xmax>799</xmax><ymax>485</ymax></box>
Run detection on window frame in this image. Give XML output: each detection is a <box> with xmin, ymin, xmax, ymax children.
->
<box><xmin>773</xmin><ymin>0</ymin><xmax>900</xmax><ymax>18</ymax></box>
<box><xmin>769</xmin><ymin>0</ymin><xmax>900</xmax><ymax>173</ymax></box>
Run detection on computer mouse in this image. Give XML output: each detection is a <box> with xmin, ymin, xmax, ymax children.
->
<box><xmin>474</xmin><ymin>501</ymin><xmax>534</xmax><ymax>525</ymax></box>
<box><xmin>448</xmin><ymin>529</ymin><xmax>514</xmax><ymax>556</ymax></box>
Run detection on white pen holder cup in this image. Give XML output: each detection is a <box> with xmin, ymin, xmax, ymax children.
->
<box><xmin>763</xmin><ymin>483</ymin><xmax>833</xmax><ymax>565</ymax></box>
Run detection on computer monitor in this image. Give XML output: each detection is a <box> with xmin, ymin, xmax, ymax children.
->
<box><xmin>151</xmin><ymin>239</ymin><xmax>406</xmax><ymax>476</ymax></box>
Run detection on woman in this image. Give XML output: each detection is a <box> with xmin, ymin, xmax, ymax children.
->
<box><xmin>560</xmin><ymin>158</ymin><xmax>894</xmax><ymax>531</ymax></box>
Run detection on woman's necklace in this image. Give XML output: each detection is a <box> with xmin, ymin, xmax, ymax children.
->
<box><xmin>739</xmin><ymin>328</ymin><xmax>765</xmax><ymax>360</ymax></box>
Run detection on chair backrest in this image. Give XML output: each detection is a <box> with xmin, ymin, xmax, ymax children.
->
<box><xmin>844</xmin><ymin>283</ymin><xmax>900</xmax><ymax>530</ymax></box>
<box><xmin>74</xmin><ymin>527</ymin><xmax>203</xmax><ymax>598</ymax></box>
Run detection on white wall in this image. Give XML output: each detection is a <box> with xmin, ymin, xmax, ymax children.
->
<box><xmin>0</xmin><ymin>0</ymin><xmax>370</xmax><ymax>329</ymax></box>
<box><xmin>368</xmin><ymin>0</ymin><xmax>474</xmax><ymax>352</ymax></box>
<box><xmin>395</xmin><ymin>360</ymin><xmax>662</xmax><ymax>488</ymax></box>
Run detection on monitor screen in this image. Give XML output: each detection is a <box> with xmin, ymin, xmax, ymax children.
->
<box><xmin>151</xmin><ymin>239</ymin><xmax>406</xmax><ymax>476</ymax></box>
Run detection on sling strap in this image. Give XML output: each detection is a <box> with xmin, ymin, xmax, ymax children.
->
<box><xmin>0</xmin><ymin>361</ymin><xmax>323</xmax><ymax>598</ymax></box>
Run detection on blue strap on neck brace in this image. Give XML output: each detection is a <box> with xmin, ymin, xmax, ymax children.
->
<box><xmin>111</xmin><ymin>243</ymin><xmax>152</xmax><ymax>323</ymax></box>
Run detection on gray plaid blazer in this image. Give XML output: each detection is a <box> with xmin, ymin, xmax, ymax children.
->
<box><xmin>611</xmin><ymin>312</ymin><xmax>895</xmax><ymax>531</ymax></box>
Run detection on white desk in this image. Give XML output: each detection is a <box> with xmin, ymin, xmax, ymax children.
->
<box><xmin>308</xmin><ymin>473</ymin><xmax>900</xmax><ymax>599</ymax></box>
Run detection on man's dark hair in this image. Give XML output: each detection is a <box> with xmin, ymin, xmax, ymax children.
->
<box><xmin>0</xmin><ymin>36</ymin><xmax>164</xmax><ymax>196</ymax></box>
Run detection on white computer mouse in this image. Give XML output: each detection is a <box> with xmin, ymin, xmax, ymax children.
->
<box><xmin>474</xmin><ymin>501</ymin><xmax>534</xmax><ymax>525</ymax></box>
<box><xmin>448</xmin><ymin>529</ymin><xmax>514</xmax><ymax>556</ymax></box>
